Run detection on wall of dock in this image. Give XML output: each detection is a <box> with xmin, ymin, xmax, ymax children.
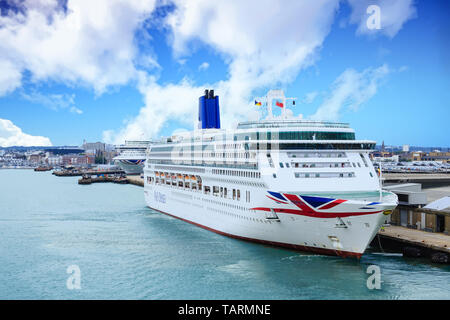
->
<box><xmin>390</xmin><ymin>206</ymin><xmax>450</xmax><ymax>234</ymax></box>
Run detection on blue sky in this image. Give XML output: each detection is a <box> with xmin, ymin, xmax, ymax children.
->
<box><xmin>0</xmin><ymin>0</ymin><xmax>448</xmax><ymax>147</ymax></box>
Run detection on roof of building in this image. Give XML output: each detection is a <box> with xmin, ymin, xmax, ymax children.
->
<box><xmin>424</xmin><ymin>196</ymin><xmax>450</xmax><ymax>211</ymax></box>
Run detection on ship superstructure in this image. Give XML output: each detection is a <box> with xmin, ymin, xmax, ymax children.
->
<box><xmin>143</xmin><ymin>89</ymin><xmax>397</xmax><ymax>258</ymax></box>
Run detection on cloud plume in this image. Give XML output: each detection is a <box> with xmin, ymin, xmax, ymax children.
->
<box><xmin>0</xmin><ymin>118</ymin><xmax>52</xmax><ymax>147</ymax></box>
<box><xmin>310</xmin><ymin>64</ymin><xmax>390</xmax><ymax>121</ymax></box>
<box><xmin>104</xmin><ymin>0</ymin><xmax>341</xmax><ymax>143</ymax></box>
<box><xmin>0</xmin><ymin>0</ymin><xmax>157</xmax><ymax>95</ymax></box>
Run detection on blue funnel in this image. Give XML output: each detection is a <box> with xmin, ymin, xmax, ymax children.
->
<box><xmin>198</xmin><ymin>89</ymin><xmax>220</xmax><ymax>129</ymax></box>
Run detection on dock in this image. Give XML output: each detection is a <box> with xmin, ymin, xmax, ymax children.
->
<box><xmin>34</xmin><ymin>166</ymin><xmax>53</xmax><ymax>172</ymax></box>
<box><xmin>127</xmin><ymin>175</ymin><xmax>144</xmax><ymax>187</ymax></box>
<box><xmin>54</xmin><ymin>169</ymin><xmax>125</xmax><ymax>177</ymax></box>
<box><xmin>372</xmin><ymin>225</ymin><xmax>450</xmax><ymax>263</ymax></box>
<box><xmin>77</xmin><ymin>173</ymin><xmax>144</xmax><ymax>187</ymax></box>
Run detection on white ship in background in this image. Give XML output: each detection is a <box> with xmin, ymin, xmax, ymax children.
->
<box><xmin>143</xmin><ymin>89</ymin><xmax>398</xmax><ymax>258</ymax></box>
<box><xmin>113</xmin><ymin>140</ymin><xmax>150</xmax><ymax>175</ymax></box>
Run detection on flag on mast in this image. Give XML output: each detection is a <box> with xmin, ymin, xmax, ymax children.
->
<box><xmin>276</xmin><ymin>101</ymin><xmax>284</xmax><ymax>108</ymax></box>
<box><xmin>254</xmin><ymin>100</ymin><xmax>262</xmax><ymax>106</ymax></box>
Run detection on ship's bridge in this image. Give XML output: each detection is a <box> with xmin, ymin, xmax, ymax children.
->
<box><xmin>235</xmin><ymin>119</ymin><xmax>356</xmax><ymax>142</ymax></box>
<box><xmin>237</xmin><ymin>119</ymin><xmax>351</xmax><ymax>130</ymax></box>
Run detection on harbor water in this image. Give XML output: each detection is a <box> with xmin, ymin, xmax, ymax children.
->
<box><xmin>1</xmin><ymin>169</ymin><xmax>449</xmax><ymax>299</ymax></box>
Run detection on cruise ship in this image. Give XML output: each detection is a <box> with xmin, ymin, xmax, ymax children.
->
<box><xmin>143</xmin><ymin>89</ymin><xmax>398</xmax><ymax>258</ymax></box>
<box><xmin>113</xmin><ymin>140</ymin><xmax>150</xmax><ymax>174</ymax></box>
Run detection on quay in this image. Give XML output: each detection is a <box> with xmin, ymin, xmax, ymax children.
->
<box><xmin>54</xmin><ymin>169</ymin><xmax>125</xmax><ymax>177</ymax></box>
<box><xmin>372</xmin><ymin>225</ymin><xmax>450</xmax><ymax>264</ymax></box>
<box><xmin>77</xmin><ymin>173</ymin><xmax>144</xmax><ymax>187</ymax></box>
<box><xmin>34</xmin><ymin>166</ymin><xmax>53</xmax><ymax>172</ymax></box>
<box><xmin>371</xmin><ymin>174</ymin><xmax>450</xmax><ymax>264</ymax></box>
<box><xmin>127</xmin><ymin>175</ymin><xmax>144</xmax><ymax>187</ymax></box>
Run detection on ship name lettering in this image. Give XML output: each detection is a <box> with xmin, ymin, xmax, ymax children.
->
<box><xmin>154</xmin><ymin>191</ymin><xmax>166</xmax><ymax>203</ymax></box>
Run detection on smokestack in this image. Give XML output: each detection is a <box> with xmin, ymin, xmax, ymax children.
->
<box><xmin>198</xmin><ymin>89</ymin><xmax>221</xmax><ymax>129</ymax></box>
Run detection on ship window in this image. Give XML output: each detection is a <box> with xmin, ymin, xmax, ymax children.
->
<box><xmin>279</xmin><ymin>162</ymin><xmax>284</xmax><ymax>168</ymax></box>
<box><xmin>273</xmin><ymin>173</ymin><xmax>277</xmax><ymax>178</ymax></box>
<box><xmin>285</xmin><ymin>163</ymin><xmax>290</xmax><ymax>168</ymax></box>
<box><xmin>295</xmin><ymin>173</ymin><xmax>300</xmax><ymax>178</ymax></box>
<box><xmin>360</xmin><ymin>153</ymin><xmax>369</xmax><ymax>167</ymax></box>
<box><xmin>357</xmin><ymin>163</ymin><xmax>361</xmax><ymax>167</ymax></box>
<box><xmin>370</xmin><ymin>172</ymin><xmax>373</xmax><ymax>177</ymax></box>
<box><xmin>237</xmin><ymin>190</ymin><xmax>240</xmax><ymax>201</ymax></box>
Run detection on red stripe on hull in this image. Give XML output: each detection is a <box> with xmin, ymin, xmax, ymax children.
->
<box><xmin>148</xmin><ymin>206</ymin><xmax>363</xmax><ymax>259</ymax></box>
<box><xmin>251</xmin><ymin>207</ymin><xmax>381</xmax><ymax>218</ymax></box>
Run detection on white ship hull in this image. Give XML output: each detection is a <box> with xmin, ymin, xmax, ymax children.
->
<box><xmin>144</xmin><ymin>178</ymin><xmax>396</xmax><ymax>258</ymax></box>
<box><xmin>115</xmin><ymin>159</ymin><xmax>145</xmax><ymax>175</ymax></box>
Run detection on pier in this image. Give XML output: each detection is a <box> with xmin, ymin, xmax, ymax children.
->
<box><xmin>34</xmin><ymin>166</ymin><xmax>53</xmax><ymax>172</ymax></box>
<box><xmin>127</xmin><ymin>175</ymin><xmax>144</xmax><ymax>187</ymax></box>
<box><xmin>54</xmin><ymin>169</ymin><xmax>125</xmax><ymax>177</ymax></box>
<box><xmin>372</xmin><ymin>177</ymin><xmax>450</xmax><ymax>264</ymax></box>
<box><xmin>77</xmin><ymin>173</ymin><xmax>144</xmax><ymax>187</ymax></box>
<box><xmin>372</xmin><ymin>225</ymin><xmax>450</xmax><ymax>263</ymax></box>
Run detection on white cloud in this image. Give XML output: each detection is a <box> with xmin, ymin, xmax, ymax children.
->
<box><xmin>22</xmin><ymin>91</ymin><xmax>74</xmax><ymax>109</ymax></box>
<box><xmin>198</xmin><ymin>62</ymin><xmax>209</xmax><ymax>71</ymax></box>
<box><xmin>310</xmin><ymin>64</ymin><xmax>390</xmax><ymax>121</ymax></box>
<box><xmin>347</xmin><ymin>0</ymin><xmax>417</xmax><ymax>38</ymax></box>
<box><xmin>0</xmin><ymin>59</ymin><xmax>22</xmax><ymax>96</ymax></box>
<box><xmin>104</xmin><ymin>73</ymin><xmax>203</xmax><ymax>142</ymax></box>
<box><xmin>303</xmin><ymin>91</ymin><xmax>319</xmax><ymax>104</ymax></box>
<box><xmin>105</xmin><ymin>0</ymin><xmax>342</xmax><ymax>143</ymax></box>
<box><xmin>70</xmin><ymin>106</ymin><xmax>83</xmax><ymax>114</ymax></box>
<box><xmin>0</xmin><ymin>0</ymin><xmax>157</xmax><ymax>95</ymax></box>
<box><xmin>0</xmin><ymin>118</ymin><xmax>52</xmax><ymax>147</ymax></box>
<box><xmin>168</xmin><ymin>0</ymin><xmax>340</xmax><ymax>85</ymax></box>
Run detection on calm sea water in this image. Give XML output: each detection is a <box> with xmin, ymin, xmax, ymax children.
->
<box><xmin>0</xmin><ymin>169</ymin><xmax>449</xmax><ymax>300</ymax></box>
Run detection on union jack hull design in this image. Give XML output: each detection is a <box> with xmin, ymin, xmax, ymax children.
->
<box><xmin>254</xmin><ymin>191</ymin><xmax>384</xmax><ymax>218</ymax></box>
